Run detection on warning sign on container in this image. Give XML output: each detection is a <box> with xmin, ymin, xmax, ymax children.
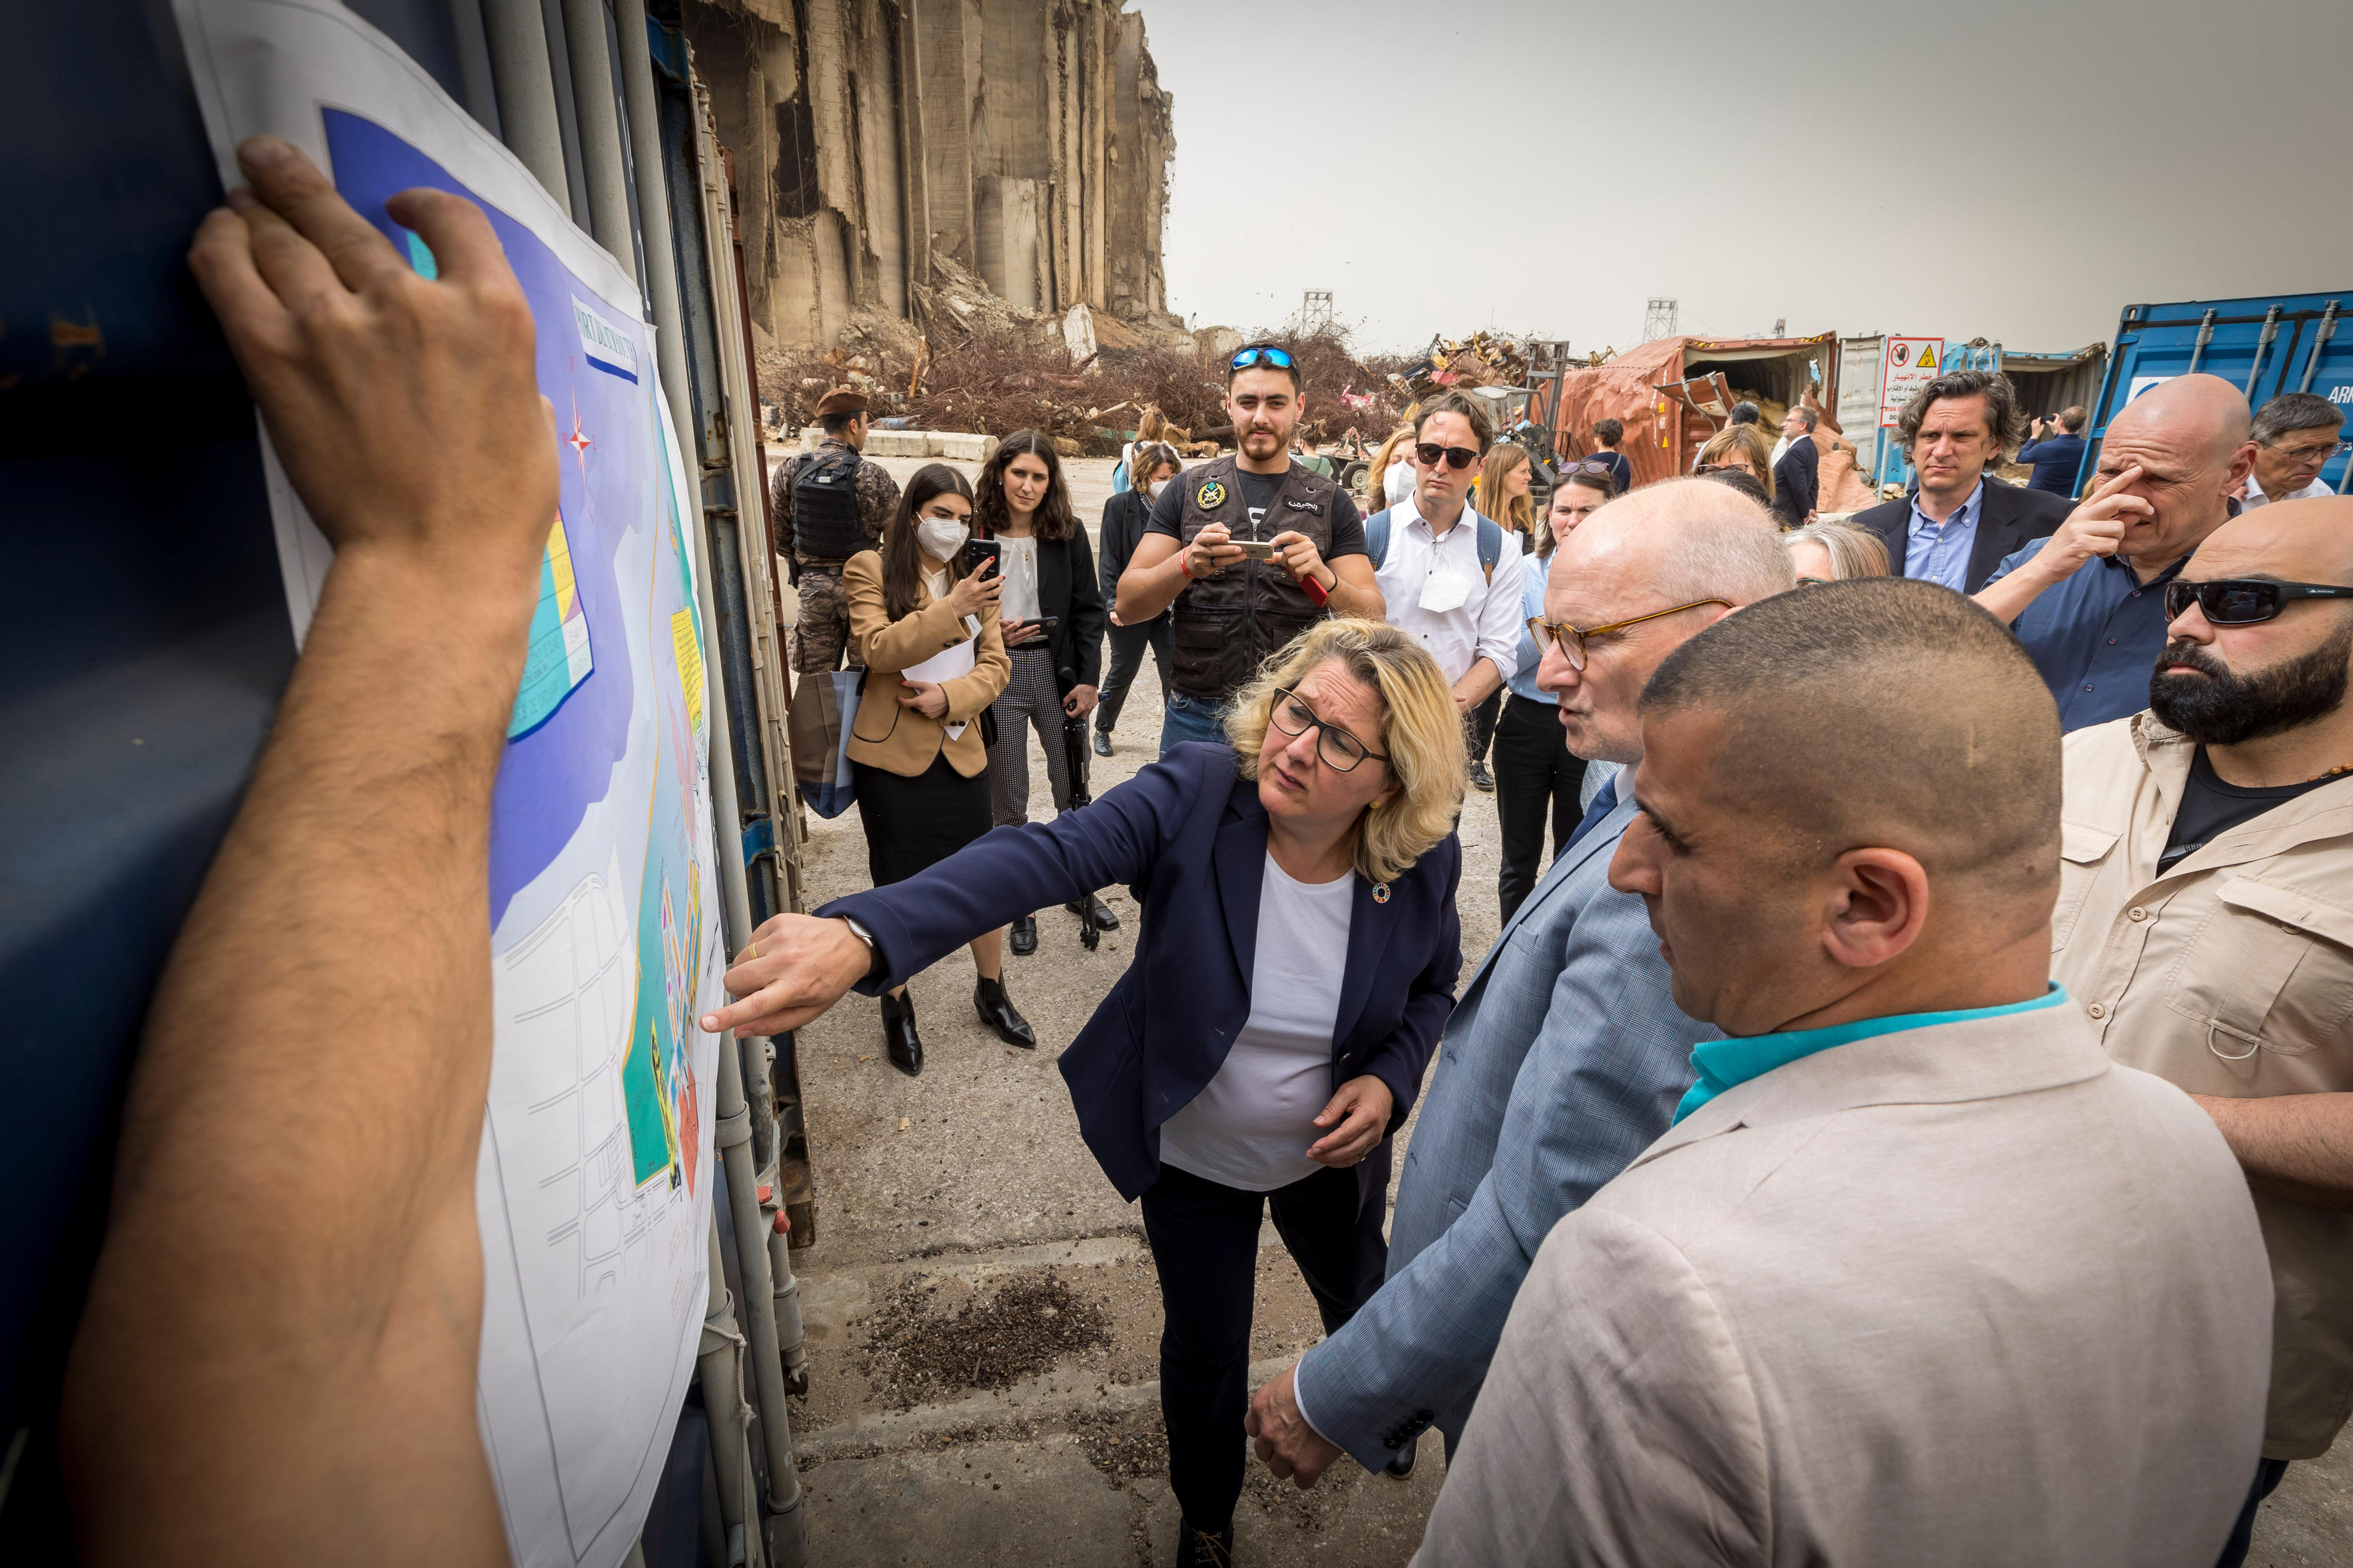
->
<box><xmin>1879</xmin><ymin>338</ymin><xmax>1945</xmax><ymax>428</ymax></box>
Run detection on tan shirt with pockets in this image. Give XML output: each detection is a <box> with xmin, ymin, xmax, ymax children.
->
<box><xmin>2053</xmin><ymin>710</ymin><xmax>2353</xmax><ymax>1460</ymax></box>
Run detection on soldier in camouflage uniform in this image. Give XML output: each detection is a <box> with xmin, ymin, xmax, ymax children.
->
<box><xmin>772</xmin><ymin>385</ymin><xmax>902</xmax><ymax>673</ymax></box>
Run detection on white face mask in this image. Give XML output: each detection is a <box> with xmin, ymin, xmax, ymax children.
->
<box><xmin>916</xmin><ymin>516</ymin><xmax>969</xmax><ymax>561</ymax></box>
<box><xmin>1148</xmin><ymin>479</ymin><xmax>1168</xmax><ymax>501</ymax></box>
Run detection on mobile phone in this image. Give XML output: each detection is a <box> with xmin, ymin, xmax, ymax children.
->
<box><xmin>962</xmin><ymin>538</ymin><xmax>1001</xmax><ymax>578</ymax></box>
<box><xmin>1233</xmin><ymin>539</ymin><xmax>1278</xmax><ymax>561</ymax></box>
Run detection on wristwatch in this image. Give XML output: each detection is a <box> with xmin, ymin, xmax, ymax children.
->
<box><xmin>837</xmin><ymin>914</ymin><xmax>885</xmax><ymax>984</ymax></box>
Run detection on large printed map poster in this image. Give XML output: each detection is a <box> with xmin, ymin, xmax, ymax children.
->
<box><xmin>175</xmin><ymin>4</ymin><xmax>723</xmax><ymax>1564</ymax></box>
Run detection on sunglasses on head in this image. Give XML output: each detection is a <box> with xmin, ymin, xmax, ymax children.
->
<box><xmin>1230</xmin><ymin>345</ymin><xmax>1296</xmax><ymax>372</ymax></box>
<box><xmin>2164</xmin><ymin>578</ymin><xmax>2353</xmax><ymax>625</ymax></box>
<box><xmin>1415</xmin><ymin>442</ymin><xmax>1480</xmax><ymax>471</ymax></box>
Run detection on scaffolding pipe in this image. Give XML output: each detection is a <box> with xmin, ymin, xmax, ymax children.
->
<box><xmin>558</xmin><ymin>0</ymin><xmax>636</xmax><ymax>266</ymax></box>
<box><xmin>698</xmin><ymin>1219</ymin><xmax>764</xmax><ymax>1568</ymax></box>
<box><xmin>612</xmin><ymin>0</ymin><xmax>696</xmax><ymax>451</ymax></box>
<box><xmin>478</xmin><ymin>0</ymin><xmax>571</xmax><ymax>215</ymax></box>
<box><xmin>713</xmin><ymin>975</ymin><xmax>806</xmax><ymax>1562</ymax></box>
<box><xmin>681</xmin><ymin>279</ymin><xmax>804</xmax><ymax>1562</ymax></box>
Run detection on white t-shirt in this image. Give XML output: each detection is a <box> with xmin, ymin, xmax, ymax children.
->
<box><xmin>1156</xmin><ymin>853</ymin><xmax>1356</xmax><ymax>1193</ymax></box>
<box><xmin>997</xmin><ymin>535</ymin><xmax>1042</xmax><ymax>624</ymax></box>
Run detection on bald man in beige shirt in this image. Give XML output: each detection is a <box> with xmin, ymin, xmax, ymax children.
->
<box><xmin>1414</xmin><ymin>578</ymin><xmax>2271</xmax><ymax>1567</ymax></box>
<box><xmin>2052</xmin><ymin>496</ymin><xmax>2353</xmax><ymax>1563</ymax></box>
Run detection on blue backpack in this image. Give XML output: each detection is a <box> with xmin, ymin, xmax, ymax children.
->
<box><xmin>1365</xmin><ymin>508</ymin><xmax>1507</xmax><ymax>583</ymax></box>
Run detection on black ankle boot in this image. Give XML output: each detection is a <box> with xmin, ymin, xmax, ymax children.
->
<box><xmin>879</xmin><ymin>990</ymin><xmax>922</xmax><ymax>1077</ymax></box>
<box><xmin>1175</xmin><ymin>1519</ymin><xmax>1232</xmax><ymax>1568</ymax></box>
<box><xmin>1009</xmin><ymin>913</ymin><xmax>1038</xmax><ymax>956</ymax></box>
<box><xmin>1064</xmin><ymin>893</ymin><xmax>1119</xmax><ymax>929</ymax></box>
<box><xmin>975</xmin><ymin>976</ymin><xmax>1036</xmax><ymax>1048</ymax></box>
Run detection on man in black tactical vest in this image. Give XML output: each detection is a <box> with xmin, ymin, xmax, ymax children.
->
<box><xmin>771</xmin><ymin>385</ymin><xmax>902</xmax><ymax>673</ymax></box>
<box><xmin>1116</xmin><ymin>344</ymin><xmax>1387</xmax><ymax>757</ymax></box>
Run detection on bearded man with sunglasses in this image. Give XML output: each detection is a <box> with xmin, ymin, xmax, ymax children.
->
<box><xmin>1118</xmin><ymin>343</ymin><xmax>1385</xmax><ymax>757</ymax></box>
<box><xmin>2052</xmin><ymin>495</ymin><xmax>2353</xmax><ymax>1568</ymax></box>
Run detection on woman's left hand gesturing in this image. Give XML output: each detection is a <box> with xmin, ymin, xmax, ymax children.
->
<box><xmin>1306</xmin><ymin>1075</ymin><xmax>1394</xmax><ymax>1167</ymax></box>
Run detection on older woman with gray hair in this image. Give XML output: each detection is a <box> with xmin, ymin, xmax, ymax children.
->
<box><xmin>1784</xmin><ymin>519</ymin><xmax>1891</xmax><ymax>583</ymax></box>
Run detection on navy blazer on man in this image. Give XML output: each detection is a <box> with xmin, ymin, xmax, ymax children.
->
<box><xmin>1852</xmin><ymin>475</ymin><xmax>2071</xmax><ymax>594</ymax></box>
<box><xmin>818</xmin><ymin>743</ymin><xmax>1463</xmax><ymax>1207</ymax></box>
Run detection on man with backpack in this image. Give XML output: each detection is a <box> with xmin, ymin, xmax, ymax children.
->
<box><xmin>771</xmin><ymin>385</ymin><xmax>902</xmax><ymax>673</ymax></box>
<box><xmin>1368</xmin><ymin>391</ymin><xmax>1524</xmax><ymax>733</ymax></box>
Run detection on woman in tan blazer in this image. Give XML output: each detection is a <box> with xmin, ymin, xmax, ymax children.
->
<box><xmin>840</xmin><ymin>463</ymin><xmax>1024</xmax><ymax>1073</ymax></box>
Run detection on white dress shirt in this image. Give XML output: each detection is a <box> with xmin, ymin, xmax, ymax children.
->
<box><xmin>1373</xmin><ymin>495</ymin><xmax>1524</xmax><ymax>687</ymax></box>
<box><xmin>2242</xmin><ymin>472</ymin><xmax>2334</xmax><ymax>508</ymax></box>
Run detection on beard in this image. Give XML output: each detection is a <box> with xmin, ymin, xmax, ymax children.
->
<box><xmin>2149</xmin><ymin>620</ymin><xmax>2353</xmax><ymax>745</ymax></box>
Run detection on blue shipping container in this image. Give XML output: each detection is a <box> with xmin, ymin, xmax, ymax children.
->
<box><xmin>2085</xmin><ymin>292</ymin><xmax>2352</xmax><ymax>494</ymax></box>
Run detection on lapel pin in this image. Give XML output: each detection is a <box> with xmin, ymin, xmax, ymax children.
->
<box><xmin>1372</xmin><ymin>883</ymin><xmax>1391</xmax><ymax>904</ymax></box>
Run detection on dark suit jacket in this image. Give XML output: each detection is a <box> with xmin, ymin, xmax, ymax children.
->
<box><xmin>820</xmin><ymin>743</ymin><xmax>1463</xmax><ymax>1207</ymax></box>
<box><xmin>1771</xmin><ymin>434</ymin><xmax>1818</xmax><ymax>525</ymax></box>
<box><xmin>1854</xmin><ymin>475</ymin><xmax>2072</xmax><ymax>593</ymax></box>
<box><xmin>988</xmin><ymin>524</ymin><xmax>1106</xmax><ymax>693</ymax></box>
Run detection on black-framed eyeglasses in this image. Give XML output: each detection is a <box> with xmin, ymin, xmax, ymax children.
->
<box><xmin>1230</xmin><ymin>345</ymin><xmax>1296</xmax><ymax>372</ymax></box>
<box><xmin>1562</xmin><ymin>458</ymin><xmax>1617</xmax><ymax>476</ymax></box>
<box><xmin>1269</xmin><ymin>687</ymin><xmax>1388</xmax><ymax>772</ymax></box>
<box><xmin>2258</xmin><ymin>438</ymin><xmax>2349</xmax><ymax>463</ymax></box>
<box><xmin>1414</xmin><ymin>441</ymin><xmax>1479</xmax><ymax>471</ymax></box>
<box><xmin>2163</xmin><ymin>578</ymin><xmax>2353</xmax><ymax>625</ymax></box>
<box><xmin>1526</xmin><ymin>600</ymin><xmax>1732</xmax><ymax>671</ymax></box>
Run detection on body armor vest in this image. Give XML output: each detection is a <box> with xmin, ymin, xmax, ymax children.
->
<box><xmin>1170</xmin><ymin>456</ymin><xmax>1339</xmax><ymax>705</ymax></box>
<box><xmin>791</xmin><ymin>446</ymin><xmax>868</xmax><ymax>562</ymax></box>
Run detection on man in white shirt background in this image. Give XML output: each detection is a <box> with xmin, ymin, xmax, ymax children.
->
<box><xmin>2242</xmin><ymin>391</ymin><xmax>2345</xmax><ymax>507</ymax></box>
<box><xmin>1368</xmin><ymin>391</ymin><xmax>1524</xmax><ymax>748</ymax></box>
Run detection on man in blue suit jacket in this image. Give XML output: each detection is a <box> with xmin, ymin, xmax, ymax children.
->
<box><xmin>1245</xmin><ymin>480</ymin><xmax>1799</xmax><ymax>1482</ymax></box>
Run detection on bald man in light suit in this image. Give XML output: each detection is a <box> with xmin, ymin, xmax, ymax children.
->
<box><xmin>1415</xmin><ymin>578</ymin><xmax>2272</xmax><ymax>1567</ymax></box>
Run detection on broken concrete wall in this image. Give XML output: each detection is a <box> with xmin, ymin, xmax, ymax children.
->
<box><xmin>681</xmin><ymin>0</ymin><xmax>1176</xmax><ymax>352</ymax></box>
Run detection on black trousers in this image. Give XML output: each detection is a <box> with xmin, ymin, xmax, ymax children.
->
<box><xmin>1493</xmin><ymin>692</ymin><xmax>1587</xmax><ymax>925</ymax></box>
<box><xmin>1465</xmin><ymin>689</ymin><xmax>1501</xmax><ymax>765</ymax></box>
<box><xmin>1138</xmin><ymin>1153</ymin><xmax>1390</xmax><ymax>1533</ymax></box>
<box><xmin>1095</xmin><ymin>613</ymin><xmax>1174</xmax><ymax>733</ymax></box>
<box><xmin>2215</xmin><ymin>1457</ymin><xmax>2290</xmax><ymax>1568</ymax></box>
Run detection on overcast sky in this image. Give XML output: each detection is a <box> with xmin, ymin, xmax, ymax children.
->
<box><xmin>1142</xmin><ymin>0</ymin><xmax>2349</xmax><ymax>358</ymax></box>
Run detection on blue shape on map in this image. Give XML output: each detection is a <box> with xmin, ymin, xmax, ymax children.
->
<box><xmin>322</xmin><ymin>109</ymin><xmax>643</xmax><ymax>926</ymax></box>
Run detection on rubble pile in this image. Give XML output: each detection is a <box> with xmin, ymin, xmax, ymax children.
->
<box><xmin>758</xmin><ymin>263</ymin><xmax>1404</xmax><ymax>455</ymax></box>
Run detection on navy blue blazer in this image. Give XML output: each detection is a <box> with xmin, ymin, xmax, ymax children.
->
<box><xmin>818</xmin><ymin>743</ymin><xmax>1462</xmax><ymax>1206</ymax></box>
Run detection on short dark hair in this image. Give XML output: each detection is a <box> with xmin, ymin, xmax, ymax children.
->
<box><xmin>2058</xmin><ymin>405</ymin><xmax>2088</xmax><ymax>433</ymax></box>
<box><xmin>2252</xmin><ymin>391</ymin><xmax>2347</xmax><ymax>445</ymax></box>
<box><xmin>1594</xmin><ymin>418</ymin><xmax>1625</xmax><ymax>446</ymax></box>
<box><xmin>819</xmin><ymin>409</ymin><xmax>862</xmax><ymax>436</ymax></box>
<box><xmin>1225</xmin><ymin>342</ymin><xmax>1301</xmax><ymax>390</ymax></box>
<box><xmin>1642</xmin><ymin>575</ymin><xmax>2061</xmax><ymax>888</ymax></box>
<box><xmin>1790</xmin><ymin>406</ymin><xmax>1819</xmax><ymax>432</ymax></box>
<box><xmin>1894</xmin><ymin>369</ymin><xmax>2025</xmax><ymax>453</ymax></box>
<box><xmin>1729</xmin><ymin>401</ymin><xmax>1761</xmax><ymax>426</ymax></box>
<box><xmin>1414</xmin><ymin>391</ymin><xmax>1493</xmax><ymax>452</ymax></box>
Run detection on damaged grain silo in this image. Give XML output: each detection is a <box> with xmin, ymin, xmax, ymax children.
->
<box><xmin>677</xmin><ymin>0</ymin><xmax>1179</xmax><ymax>355</ymax></box>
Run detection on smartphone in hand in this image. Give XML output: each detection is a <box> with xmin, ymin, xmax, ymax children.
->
<box><xmin>963</xmin><ymin>538</ymin><xmax>1002</xmax><ymax>578</ymax></box>
<box><xmin>1232</xmin><ymin>540</ymin><xmax>1277</xmax><ymax>561</ymax></box>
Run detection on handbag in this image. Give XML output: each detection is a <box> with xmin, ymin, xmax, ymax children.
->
<box><xmin>791</xmin><ymin>667</ymin><xmax>866</xmax><ymax>818</ymax></box>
